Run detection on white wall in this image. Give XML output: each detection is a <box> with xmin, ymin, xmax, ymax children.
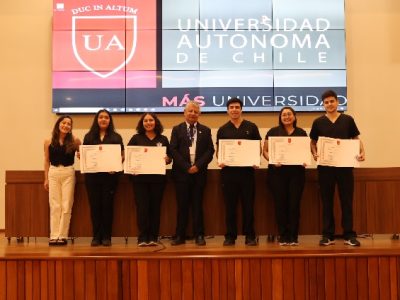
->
<box><xmin>1</xmin><ymin>0</ymin><xmax>400</xmax><ymax>229</ymax></box>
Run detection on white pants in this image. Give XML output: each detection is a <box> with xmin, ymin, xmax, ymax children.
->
<box><xmin>48</xmin><ymin>165</ymin><xmax>75</xmax><ymax>239</ymax></box>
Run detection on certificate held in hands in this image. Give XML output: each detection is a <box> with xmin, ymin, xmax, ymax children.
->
<box><xmin>124</xmin><ymin>146</ymin><xmax>166</xmax><ymax>175</ymax></box>
<box><xmin>317</xmin><ymin>137</ymin><xmax>360</xmax><ymax>167</ymax></box>
<box><xmin>80</xmin><ymin>144</ymin><xmax>123</xmax><ymax>173</ymax></box>
<box><xmin>218</xmin><ymin>139</ymin><xmax>260</xmax><ymax>167</ymax></box>
<box><xmin>268</xmin><ymin>137</ymin><xmax>311</xmax><ymax>165</ymax></box>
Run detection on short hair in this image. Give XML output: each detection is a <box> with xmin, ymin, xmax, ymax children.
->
<box><xmin>226</xmin><ymin>97</ymin><xmax>243</xmax><ymax>108</ymax></box>
<box><xmin>321</xmin><ymin>89</ymin><xmax>338</xmax><ymax>101</ymax></box>
<box><xmin>136</xmin><ymin>112</ymin><xmax>164</xmax><ymax>135</ymax></box>
<box><xmin>278</xmin><ymin>106</ymin><xmax>297</xmax><ymax>128</ymax></box>
<box><xmin>184</xmin><ymin>100</ymin><xmax>200</xmax><ymax>111</ymax></box>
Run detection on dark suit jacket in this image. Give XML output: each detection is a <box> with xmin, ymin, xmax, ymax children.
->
<box><xmin>170</xmin><ymin>122</ymin><xmax>214</xmax><ymax>181</ymax></box>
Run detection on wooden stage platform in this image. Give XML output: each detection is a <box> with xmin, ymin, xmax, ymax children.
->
<box><xmin>1</xmin><ymin>233</ymin><xmax>400</xmax><ymax>299</ymax></box>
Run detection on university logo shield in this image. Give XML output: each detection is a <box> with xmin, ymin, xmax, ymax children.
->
<box><xmin>72</xmin><ymin>15</ymin><xmax>137</xmax><ymax>78</ymax></box>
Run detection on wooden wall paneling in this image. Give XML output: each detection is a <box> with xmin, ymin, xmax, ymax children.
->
<box><xmin>84</xmin><ymin>260</ymin><xmax>96</xmax><ymax>300</ymax></box>
<box><xmin>368</xmin><ymin>257</ymin><xmax>379</xmax><ymax>300</ymax></box>
<box><xmin>95</xmin><ymin>260</ymin><xmax>107</xmax><ymax>300</ymax></box>
<box><xmin>389</xmin><ymin>181</ymin><xmax>400</xmax><ymax>234</ymax></box>
<box><xmin>316</xmin><ymin>259</ymin><xmax>326</xmax><ymax>300</ymax></box>
<box><xmin>137</xmin><ymin>260</ymin><xmax>149</xmax><ymax>300</ymax></box>
<box><xmin>260</xmin><ymin>259</ymin><xmax>272</xmax><ymax>300</ymax></box>
<box><xmin>159</xmin><ymin>260</ymin><xmax>171</xmax><ymax>300</ymax></box>
<box><xmin>159</xmin><ymin>177</ymin><xmax>177</xmax><ymax>236</ymax></box>
<box><xmin>32</xmin><ymin>261</ymin><xmax>41</xmax><ymax>300</ymax></box>
<box><xmin>389</xmin><ymin>257</ymin><xmax>398</xmax><ymax>300</ymax></box>
<box><xmin>378</xmin><ymin>257</ymin><xmax>391</xmax><ymax>300</ymax></box>
<box><xmin>234</xmin><ymin>259</ymin><xmax>243</xmax><ymax>300</ymax></box>
<box><xmin>193</xmin><ymin>259</ymin><xmax>205</xmax><ymax>300</ymax></box>
<box><xmin>147</xmin><ymin>260</ymin><xmax>160</xmax><ymax>300</ymax></box>
<box><xmin>129</xmin><ymin>260</ymin><xmax>138</xmax><ymax>300</ymax></box>
<box><xmin>17</xmin><ymin>261</ymin><xmax>25</xmax><ymax>300</ymax></box>
<box><xmin>73</xmin><ymin>260</ymin><xmax>85</xmax><ymax>300</ymax></box>
<box><xmin>271</xmin><ymin>258</ymin><xmax>283</xmax><ymax>300</ymax></box>
<box><xmin>55</xmin><ymin>261</ymin><xmax>63</xmax><ymax>300</ymax></box>
<box><xmin>62</xmin><ymin>260</ymin><xmax>74</xmax><ymax>300</ymax></box>
<box><xmin>182</xmin><ymin>260</ymin><xmax>194</xmax><ymax>300</ymax></box>
<box><xmin>356</xmin><ymin>258</ymin><xmax>368</xmax><ymax>300</ymax></box>
<box><xmin>249</xmin><ymin>259</ymin><xmax>261</xmax><ymax>300</ymax></box>
<box><xmin>47</xmin><ymin>261</ymin><xmax>56</xmax><ymax>300</ymax></box>
<box><xmin>107</xmin><ymin>260</ymin><xmax>122</xmax><ymax>300</ymax></box>
<box><xmin>219</xmin><ymin>259</ymin><xmax>228</xmax><ymax>300</ymax></box>
<box><xmin>299</xmin><ymin>181</ymin><xmax>321</xmax><ymax>235</ymax></box>
<box><xmin>306</xmin><ymin>258</ymin><xmax>317</xmax><ymax>300</ymax></box>
<box><xmin>203</xmin><ymin>172</ymin><xmax>224</xmax><ymax>235</ymax></box>
<box><xmin>170</xmin><ymin>260</ymin><xmax>182</xmax><ymax>300</ymax></box>
<box><xmin>334</xmin><ymin>258</ymin><xmax>346</xmax><ymax>300</ymax></box>
<box><xmin>282</xmin><ymin>259</ymin><xmax>294</xmax><ymax>300</ymax></box>
<box><xmin>0</xmin><ymin>261</ymin><xmax>5</xmax><ymax>300</ymax></box>
<box><xmin>121</xmin><ymin>261</ymin><xmax>131</xmax><ymax>300</ymax></box>
<box><xmin>211</xmin><ymin>259</ymin><xmax>220</xmax><ymax>300</ymax></box>
<box><xmin>323</xmin><ymin>258</ymin><xmax>335</xmax><ymax>300</ymax></box>
<box><xmin>353</xmin><ymin>181</ymin><xmax>368</xmax><ymax>234</ymax></box>
<box><xmin>6</xmin><ymin>261</ymin><xmax>17</xmax><ymax>300</ymax></box>
<box><xmin>69</xmin><ymin>181</ymin><xmax>92</xmax><ymax>237</ymax></box>
<box><xmin>112</xmin><ymin>178</ymin><xmax>136</xmax><ymax>237</ymax></box>
<box><xmin>293</xmin><ymin>258</ymin><xmax>306</xmax><ymax>300</ymax></box>
<box><xmin>203</xmin><ymin>259</ymin><xmax>212</xmax><ymax>300</ymax></box>
<box><xmin>243</xmin><ymin>259</ymin><xmax>252</xmax><ymax>300</ymax></box>
<box><xmin>24</xmin><ymin>261</ymin><xmax>33</xmax><ymax>300</ymax></box>
<box><xmin>226</xmin><ymin>259</ymin><xmax>236</xmax><ymax>300</ymax></box>
<box><xmin>255</xmin><ymin>171</ymin><xmax>276</xmax><ymax>236</ymax></box>
<box><xmin>39</xmin><ymin>261</ymin><xmax>48</xmax><ymax>300</ymax></box>
<box><xmin>345</xmin><ymin>258</ymin><xmax>357</xmax><ymax>300</ymax></box>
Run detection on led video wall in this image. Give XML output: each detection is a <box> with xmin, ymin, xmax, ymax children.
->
<box><xmin>52</xmin><ymin>0</ymin><xmax>347</xmax><ymax>113</ymax></box>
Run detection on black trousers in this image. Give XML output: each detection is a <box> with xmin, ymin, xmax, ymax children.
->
<box><xmin>268</xmin><ymin>166</ymin><xmax>305</xmax><ymax>241</ymax></box>
<box><xmin>221</xmin><ymin>168</ymin><xmax>255</xmax><ymax>240</ymax></box>
<box><xmin>318</xmin><ymin>166</ymin><xmax>356</xmax><ymax>240</ymax></box>
<box><xmin>174</xmin><ymin>173</ymin><xmax>207</xmax><ymax>238</ymax></box>
<box><xmin>132</xmin><ymin>181</ymin><xmax>165</xmax><ymax>241</ymax></box>
<box><xmin>85</xmin><ymin>173</ymin><xmax>119</xmax><ymax>241</ymax></box>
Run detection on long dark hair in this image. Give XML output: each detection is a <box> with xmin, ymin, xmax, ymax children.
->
<box><xmin>278</xmin><ymin>106</ymin><xmax>297</xmax><ymax>128</ymax></box>
<box><xmin>136</xmin><ymin>113</ymin><xmax>163</xmax><ymax>135</ymax></box>
<box><xmin>86</xmin><ymin>109</ymin><xmax>116</xmax><ymax>140</ymax></box>
<box><xmin>51</xmin><ymin>115</ymin><xmax>76</xmax><ymax>153</ymax></box>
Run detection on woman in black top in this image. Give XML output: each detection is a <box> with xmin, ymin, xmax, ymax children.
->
<box><xmin>83</xmin><ymin>109</ymin><xmax>124</xmax><ymax>247</ymax></box>
<box><xmin>263</xmin><ymin>107</ymin><xmax>307</xmax><ymax>246</ymax></box>
<box><xmin>127</xmin><ymin>113</ymin><xmax>171</xmax><ymax>246</ymax></box>
<box><xmin>44</xmin><ymin>115</ymin><xmax>81</xmax><ymax>246</ymax></box>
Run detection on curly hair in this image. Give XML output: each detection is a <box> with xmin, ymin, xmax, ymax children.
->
<box><xmin>136</xmin><ymin>113</ymin><xmax>164</xmax><ymax>135</ymax></box>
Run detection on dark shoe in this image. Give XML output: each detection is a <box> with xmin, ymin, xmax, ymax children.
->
<box><xmin>245</xmin><ymin>236</ymin><xmax>258</xmax><ymax>246</ymax></box>
<box><xmin>102</xmin><ymin>239</ymin><xmax>112</xmax><ymax>246</ymax></box>
<box><xmin>49</xmin><ymin>239</ymin><xmax>58</xmax><ymax>246</ymax></box>
<box><xmin>91</xmin><ymin>239</ymin><xmax>101</xmax><ymax>247</ymax></box>
<box><xmin>344</xmin><ymin>237</ymin><xmax>360</xmax><ymax>247</ymax></box>
<box><xmin>57</xmin><ymin>238</ymin><xmax>68</xmax><ymax>246</ymax></box>
<box><xmin>223</xmin><ymin>238</ymin><xmax>235</xmax><ymax>246</ymax></box>
<box><xmin>171</xmin><ymin>236</ymin><xmax>185</xmax><ymax>246</ymax></box>
<box><xmin>319</xmin><ymin>237</ymin><xmax>335</xmax><ymax>246</ymax></box>
<box><xmin>137</xmin><ymin>239</ymin><xmax>147</xmax><ymax>247</ymax></box>
<box><xmin>195</xmin><ymin>235</ymin><xmax>206</xmax><ymax>246</ymax></box>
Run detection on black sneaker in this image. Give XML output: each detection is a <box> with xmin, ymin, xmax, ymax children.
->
<box><xmin>278</xmin><ymin>236</ymin><xmax>288</xmax><ymax>246</ymax></box>
<box><xmin>344</xmin><ymin>238</ymin><xmax>361</xmax><ymax>247</ymax></box>
<box><xmin>319</xmin><ymin>237</ymin><xmax>335</xmax><ymax>246</ymax></box>
<box><xmin>91</xmin><ymin>239</ymin><xmax>101</xmax><ymax>247</ymax></box>
<box><xmin>223</xmin><ymin>238</ymin><xmax>235</xmax><ymax>246</ymax></box>
<box><xmin>245</xmin><ymin>236</ymin><xmax>258</xmax><ymax>246</ymax></box>
<box><xmin>290</xmin><ymin>239</ymin><xmax>299</xmax><ymax>246</ymax></box>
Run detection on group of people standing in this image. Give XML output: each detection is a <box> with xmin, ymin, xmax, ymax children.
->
<box><xmin>43</xmin><ymin>90</ymin><xmax>365</xmax><ymax>248</ymax></box>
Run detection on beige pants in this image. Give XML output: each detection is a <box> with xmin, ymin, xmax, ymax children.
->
<box><xmin>48</xmin><ymin>165</ymin><xmax>75</xmax><ymax>239</ymax></box>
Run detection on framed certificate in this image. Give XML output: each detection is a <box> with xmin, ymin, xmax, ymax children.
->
<box><xmin>218</xmin><ymin>139</ymin><xmax>260</xmax><ymax>167</ymax></box>
<box><xmin>268</xmin><ymin>136</ymin><xmax>311</xmax><ymax>165</ymax></box>
<box><xmin>79</xmin><ymin>144</ymin><xmax>123</xmax><ymax>173</ymax></box>
<box><xmin>317</xmin><ymin>137</ymin><xmax>360</xmax><ymax>167</ymax></box>
<box><xmin>124</xmin><ymin>146</ymin><xmax>166</xmax><ymax>175</ymax></box>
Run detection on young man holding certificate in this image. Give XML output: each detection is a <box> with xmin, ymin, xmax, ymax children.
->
<box><xmin>310</xmin><ymin>90</ymin><xmax>365</xmax><ymax>247</ymax></box>
<box><xmin>217</xmin><ymin>98</ymin><xmax>261</xmax><ymax>246</ymax></box>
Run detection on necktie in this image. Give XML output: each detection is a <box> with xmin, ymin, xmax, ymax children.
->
<box><xmin>189</xmin><ymin>124</ymin><xmax>195</xmax><ymax>146</ymax></box>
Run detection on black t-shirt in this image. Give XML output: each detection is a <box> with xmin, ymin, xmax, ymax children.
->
<box><xmin>309</xmin><ymin>114</ymin><xmax>360</xmax><ymax>141</ymax></box>
<box><xmin>83</xmin><ymin>131</ymin><xmax>124</xmax><ymax>149</ymax></box>
<box><xmin>127</xmin><ymin>133</ymin><xmax>170</xmax><ymax>183</ymax></box>
<box><xmin>217</xmin><ymin>120</ymin><xmax>261</xmax><ymax>142</ymax></box>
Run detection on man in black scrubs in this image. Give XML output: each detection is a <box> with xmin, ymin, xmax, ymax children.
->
<box><xmin>170</xmin><ymin>101</ymin><xmax>215</xmax><ymax>246</ymax></box>
<box><xmin>217</xmin><ymin>98</ymin><xmax>261</xmax><ymax>246</ymax></box>
<box><xmin>310</xmin><ymin>90</ymin><xmax>365</xmax><ymax>247</ymax></box>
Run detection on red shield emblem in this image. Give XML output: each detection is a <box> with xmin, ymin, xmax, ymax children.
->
<box><xmin>72</xmin><ymin>15</ymin><xmax>137</xmax><ymax>78</ymax></box>
<box><xmin>288</xmin><ymin>138</ymin><xmax>291</xmax><ymax>143</ymax></box>
<box><xmin>337</xmin><ymin>140</ymin><xmax>340</xmax><ymax>146</ymax></box>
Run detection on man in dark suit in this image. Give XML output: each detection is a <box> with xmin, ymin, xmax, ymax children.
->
<box><xmin>170</xmin><ymin>101</ymin><xmax>215</xmax><ymax>246</ymax></box>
